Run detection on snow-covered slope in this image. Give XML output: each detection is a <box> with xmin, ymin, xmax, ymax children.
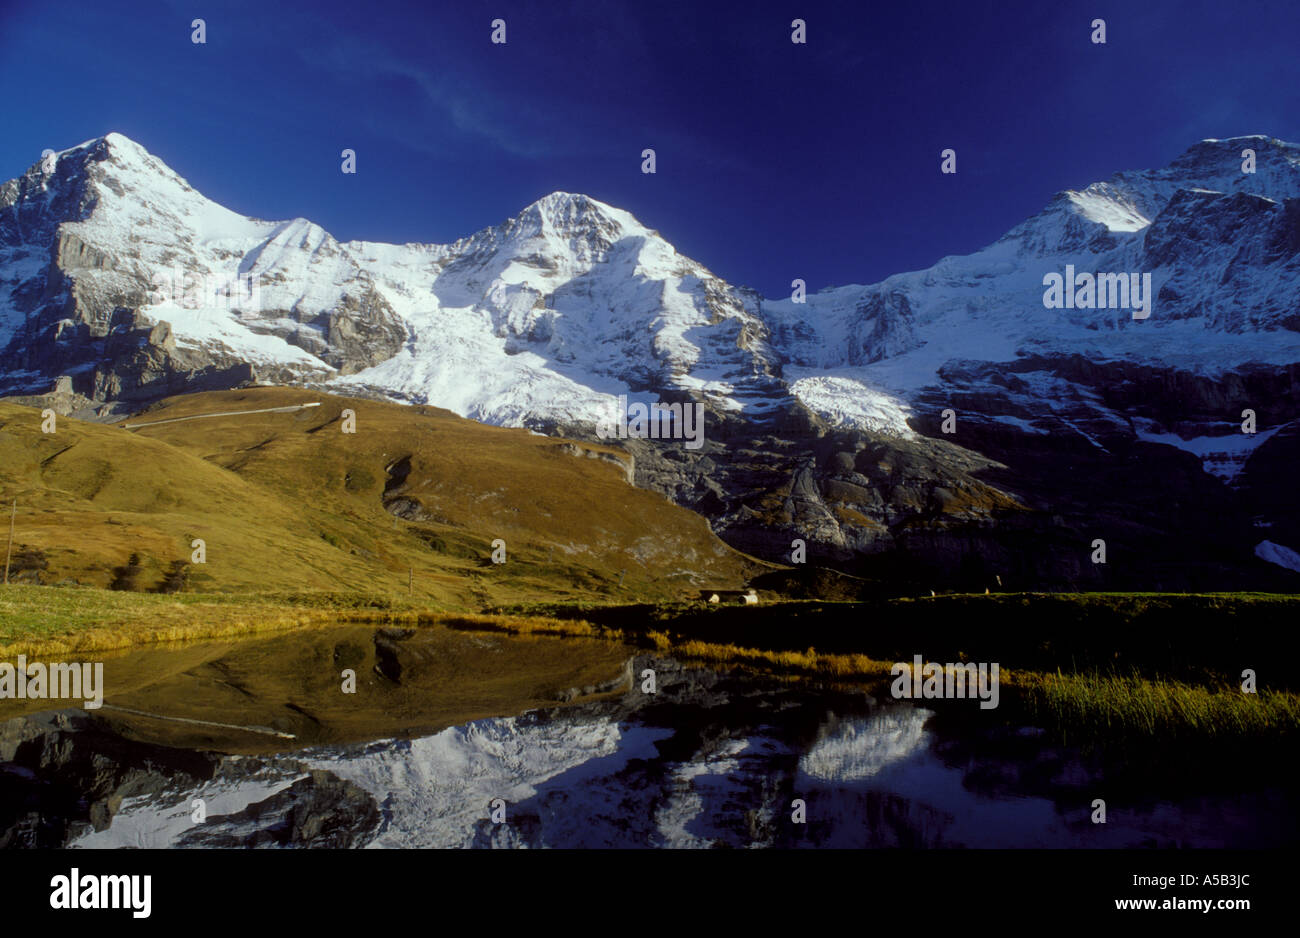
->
<box><xmin>766</xmin><ymin>137</ymin><xmax>1300</xmax><ymax>386</ymax></box>
<box><xmin>763</xmin><ymin>135</ymin><xmax>1300</xmax><ymax>476</ymax></box>
<box><xmin>0</xmin><ymin>134</ymin><xmax>786</xmax><ymax>427</ymax></box>
<box><xmin>333</xmin><ymin>190</ymin><xmax>787</xmax><ymax>426</ymax></box>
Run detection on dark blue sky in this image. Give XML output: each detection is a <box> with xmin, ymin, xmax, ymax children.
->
<box><xmin>1</xmin><ymin>0</ymin><xmax>1297</xmax><ymax>295</ymax></box>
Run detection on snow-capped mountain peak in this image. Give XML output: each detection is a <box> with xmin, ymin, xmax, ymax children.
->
<box><xmin>2</xmin><ymin>131</ymin><xmax>1298</xmax><ymax>443</ymax></box>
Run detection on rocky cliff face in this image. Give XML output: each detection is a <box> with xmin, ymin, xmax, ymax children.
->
<box><xmin>1</xmin><ymin>133</ymin><xmax>1297</xmax><ymax>590</ymax></box>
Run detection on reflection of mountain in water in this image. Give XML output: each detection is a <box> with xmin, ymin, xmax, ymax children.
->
<box><xmin>2</xmin><ymin>644</ymin><xmax>1292</xmax><ymax>849</ymax></box>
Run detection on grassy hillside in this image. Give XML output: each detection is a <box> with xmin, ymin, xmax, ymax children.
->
<box><xmin>0</xmin><ymin>387</ymin><xmax>765</xmax><ymax>608</ymax></box>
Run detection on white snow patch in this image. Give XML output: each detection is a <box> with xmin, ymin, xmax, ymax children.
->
<box><xmin>986</xmin><ymin>414</ymin><xmax>1048</xmax><ymax>434</ymax></box>
<box><xmin>1135</xmin><ymin>422</ymin><xmax>1281</xmax><ymax>482</ymax></box>
<box><xmin>787</xmin><ymin>372</ymin><xmax>916</xmax><ymax>437</ymax></box>
<box><xmin>71</xmin><ymin>772</ymin><xmax>304</xmax><ymax>849</ymax></box>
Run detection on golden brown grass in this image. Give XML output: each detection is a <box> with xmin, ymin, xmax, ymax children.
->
<box><xmin>1010</xmin><ymin>669</ymin><xmax>1300</xmax><ymax>739</ymax></box>
<box><xmin>0</xmin><ymin>583</ymin><xmax>596</xmax><ymax>659</ymax></box>
<box><xmin>0</xmin><ymin>387</ymin><xmax>764</xmax><ymax>608</ymax></box>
